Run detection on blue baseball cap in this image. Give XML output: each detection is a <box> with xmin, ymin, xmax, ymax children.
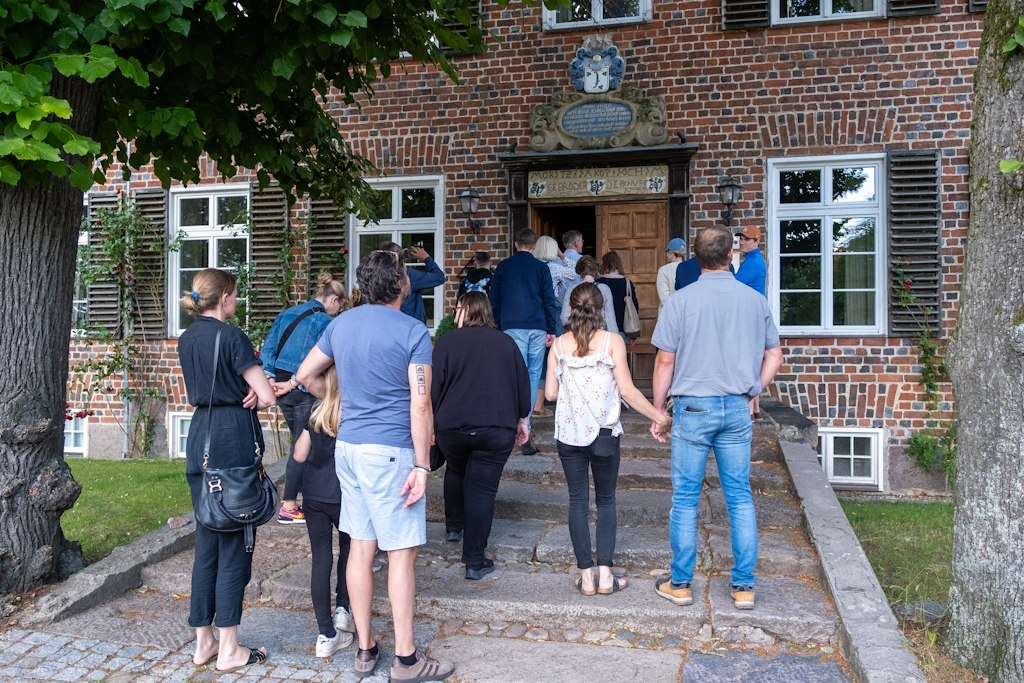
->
<box><xmin>664</xmin><ymin>237</ymin><xmax>686</xmax><ymax>253</ymax></box>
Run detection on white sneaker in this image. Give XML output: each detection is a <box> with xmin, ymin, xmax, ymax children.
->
<box><xmin>334</xmin><ymin>606</ymin><xmax>355</xmax><ymax>633</ymax></box>
<box><xmin>315</xmin><ymin>630</ymin><xmax>354</xmax><ymax>658</ymax></box>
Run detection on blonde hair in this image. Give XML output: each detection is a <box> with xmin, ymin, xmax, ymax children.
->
<box><xmin>309</xmin><ymin>369</ymin><xmax>340</xmax><ymax>437</ymax></box>
<box><xmin>313</xmin><ymin>271</ymin><xmax>347</xmax><ymax>304</ymax></box>
<box><xmin>180</xmin><ymin>268</ymin><xmax>236</xmax><ymax>314</ymax></box>
<box><xmin>533</xmin><ymin>235</ymin><xmax>559</xmax><ymax>262</ymax></box>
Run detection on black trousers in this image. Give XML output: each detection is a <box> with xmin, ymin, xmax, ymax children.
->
<box><xmin>189</xmin><ymin>523</ymin><xmax>254</xmax><ymax>628</ymax></box>
<box><xmin>557</xmin><ymin>438</ymin><xmax>621</xmax><ymax>569</ymax></box>
<box><xmin>304</xmin><ymin>499</ymin><xmax>351</xmax><ymax>636</ymax></box>
<box><xmin>437</xmin><ymin>426</ymin><xmax>516</xmax><ymax>570</ymax></box>
<box><xmin>277</xmin><ymin>389</ymin><xmax>316</xmax><ymax>500</ymax></box>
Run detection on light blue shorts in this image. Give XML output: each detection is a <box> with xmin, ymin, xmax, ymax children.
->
<box><xmin>334</xmin><ymin>440</ymin><xmax>426</xmax><ymax>551</ymax></box>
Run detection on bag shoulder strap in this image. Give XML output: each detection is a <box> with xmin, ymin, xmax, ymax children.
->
<box><xmin>276</xmin><ymin>304</ymin><xmax>324</xmax><ymax>358</ymax></box>
<box><xmin>201</xmin><ymin>329</ymin><xmax>223</xmax><ymax>464</ymax></box>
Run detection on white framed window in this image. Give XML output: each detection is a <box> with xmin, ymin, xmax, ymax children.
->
<box><xmin>72</xmin><ymin>231</ymin><xmax>89</xmax><ymax>334</ymax></box>
<box><xmin>168</xmin><ymin>186</ymin><xmax>251</xmax><ymax>336</ymax></box>
<box><xmin>64</xmin><ymin>415</ymin><xmax>88</xmax><ymax>456</ymax></box>
<box><xmin>768</xmin><ymin>154</ymin><xmax>886</xmax><ymax>336</ymax></box>
<box><xmin>168</xmin><ymin>412</ymin><xmax>192</xmax><ymax>459</ymax></box>
<box><xmin>543</xmin><ymin>0</ymin><xmax>651</xmax><ymax>29</ymax></box>
<box><xmin>772</xmin><ymin>0</ymin><xmax>881</xmax><ymax>24</ymax></box>
<box><xmin>351</xmin><ymin>177</ymin><xmax>445</xmax><ymax>330</ymax></box>
<box><xmin>817</xmin><ymin>427</ymin><xmax>884</xmax><ymax>490</ymax></box>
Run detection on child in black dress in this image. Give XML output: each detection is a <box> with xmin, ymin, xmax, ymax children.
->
<box><xmin>292</xmin><ymin>369</ymin><xmax>355</xmax><ymax>657</ymax></box>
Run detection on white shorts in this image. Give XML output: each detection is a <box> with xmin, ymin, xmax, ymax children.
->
<box><xmin>334</xmin><ymin>440</ymin><xmax>426</xmax><ymax>551</ymax></box>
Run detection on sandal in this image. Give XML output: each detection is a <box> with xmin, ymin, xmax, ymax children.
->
<box><xmin>216</xmin><ymin>646</ymin><xmax>268</xmax><ymax>673</ymax></box>
<box><xmin>597</xmin><ymin>576</ymin><xmax>629</xmax><ymax>595</ymax></box>
<box><xmin>575</xmin><ymin>577</ymin><xmax>597</xmax><ymax>597</ymax></box>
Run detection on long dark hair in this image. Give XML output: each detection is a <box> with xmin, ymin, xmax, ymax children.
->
<box><xmin>565</xmin><ymin>282</ymin><xmax>605</xmax><ymax>357</ymax></box>
<box><xmin>457</xmin><ymin>291</ymin><xmax>496</xmax><ymax>328</ymax></box>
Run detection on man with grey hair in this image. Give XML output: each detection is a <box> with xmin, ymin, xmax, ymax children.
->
<box><xmin>657</xmin><ymin>236</ymin><xmax>686</xmax><ymax>313</ymax></box>
<box><xmin>561</xmin><ymin>229</ymin><xmax>583</xmax><ymax>265</ymax></box>
<box><xmin>650</xmin><ymin>226</ymin><xmax>783</xmax><ymax>612</ymax></box>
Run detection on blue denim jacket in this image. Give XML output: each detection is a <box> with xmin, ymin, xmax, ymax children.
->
<box><xmin>260</xmin><ymin>300</ymin><xmax>332</xmax><ymax>382</ymax></box>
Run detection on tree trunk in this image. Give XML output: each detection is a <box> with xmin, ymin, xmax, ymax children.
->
<box><xmin>945</xmin><ymin>0</ymin><xmax>1024</xmax><ymax>679</ymax></box>
<box><xmin>0</xmin><ymin>77</ymin><xmax>99</xmax><ymax>594</ymax></box>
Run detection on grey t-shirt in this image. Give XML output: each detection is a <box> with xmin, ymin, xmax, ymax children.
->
<box><xmin>316</xmin><ymin>304</ymin><xmax>433</xmax><ymax>448</ymax></box>
<box><xmin>651</xmin><ymin>271</ymin><xmax>780</xmax><ymax>397</ymax></box>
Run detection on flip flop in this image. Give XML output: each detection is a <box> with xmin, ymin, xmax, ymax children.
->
<box><xmin>575</xmin><ymin>577</ymin><xmax>597</xmax><ymax>597</ymax></box>
<box><xmin>597</xmin><ymin>577</ymin><xmax>629</xmax><ymax>595</ymax></box>
<box><xmin>216</xmin><ymin>646</ymin><xmax>268</xmax><ymax>674</ymax></box>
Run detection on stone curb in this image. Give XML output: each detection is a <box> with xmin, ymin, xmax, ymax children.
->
<box><xmin>778</xmin><ymin>437</ymin><xmax>926</xmax><ymax>683</ymax></box>
<box><xmin>23</xmin><ymin>457</ymin><xmax>289</xmax><ymax>627</ymax></box>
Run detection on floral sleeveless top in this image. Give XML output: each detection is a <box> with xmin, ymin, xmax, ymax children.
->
<box><xmin>553</xmin><ymin>331</ymin><xmax>623</xmax><ymax>447</ymax></box>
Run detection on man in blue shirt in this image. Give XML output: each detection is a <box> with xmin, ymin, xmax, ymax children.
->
<box><xmin>561</xmin><ymin>229</ymin><xmax>583</xmax><ymax>265</ymax></box>
<box><xmin>490</xmin><ymin>229</ymin><xmax>559</xmax><ymax>454</ymax></box>
<box><xmin>735</xmin><ymin>226</ymin><xmax>767</xmax><ymax>296</ymax></box>
<box><xmin>382</xmin><ymin>242</ymin><xmax>445</xmax><ymax>324</ymax></box>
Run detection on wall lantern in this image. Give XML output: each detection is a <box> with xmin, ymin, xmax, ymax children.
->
<box><xmin>459</xmin><ymin>186</ymin><xmax>483</xmax><ymax>234</ymax></box>
<box><xmin>716</xmin><ymin>175</ymin><xmax>742</xmax><ymax>226</ymax></box>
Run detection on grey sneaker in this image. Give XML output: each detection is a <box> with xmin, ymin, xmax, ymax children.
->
<box><xmin>353</xmin><ymin>645</ymin><xmax>380</xmax><ymax>679</ymax></box>
<box><xmin>334</xmin><ymin>606</ymin><xmax>355</xmax><ymax>633</ymax></box>
<box><xmin>389</xmin><ymin>650</ymin><xmax>455</xmax><ymax>682</ymax></box>
<box><xmin>315</xmin><ymin>631</ymin><xmax>353</xmax><ymax>658</ymax></box>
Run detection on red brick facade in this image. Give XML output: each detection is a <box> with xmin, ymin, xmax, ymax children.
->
<box><xmin>74</xmin><ymin>0</ymin><xmax>975</xmax><ymax>492</ymax></box>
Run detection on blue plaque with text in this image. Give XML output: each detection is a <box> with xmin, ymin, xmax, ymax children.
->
<box><xmin>560</xmin><ymin>102</ymin><xmax>633</xmax><ymax>138</ymax></box>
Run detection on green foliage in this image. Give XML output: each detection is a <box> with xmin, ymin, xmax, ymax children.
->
<box><xmin>906</xmin><ymin>422</ymin><xmax>958</xmax><ymax>487</ymax></box>
<box><xmin>62</xmin><ymin>458</ymin><xmax>191</xmax><ymax>563</ymax></box>
<box><xmin>0</xmin><ymin>0</ymin><xmax>495</xmax><ymax>210</ymax></box>
<box><xmin>434</xmin><ymin>312</ymin><xmax>456</xmax><ymax>343</ymax></box>
<box><xmin>841</xmin><ymin>500</ymin><xmax>953</xmax><ymax>606</ymax></box>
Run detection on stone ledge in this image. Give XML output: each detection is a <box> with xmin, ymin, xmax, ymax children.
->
<box><xmin>780</xmin><ymin>438</ymin><xmax>925</xmax><ymax>683</ymax></box>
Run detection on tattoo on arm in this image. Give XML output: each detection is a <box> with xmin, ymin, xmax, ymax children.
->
<box><xmin>415</xmin><ymin>364</ymin><xmax>426</xmax><ymax>395</ymax></box>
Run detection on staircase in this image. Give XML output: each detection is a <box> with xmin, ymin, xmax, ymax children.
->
<box><xmin>140</xmin><ymin>408</ymin><xmax>841</xmax><ymax>650</ymax></box>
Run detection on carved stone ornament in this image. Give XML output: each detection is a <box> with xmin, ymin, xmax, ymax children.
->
<box><xmin>529</xmin><ymin>88</ymin><xmax>669</xmax><ymax>152</ymax></box>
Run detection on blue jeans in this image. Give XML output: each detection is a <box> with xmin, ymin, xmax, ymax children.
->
<box><xmin>669</xmin><ymin>395</ymin><xmax>756</xmax><ymax>587</ymax></box>
<box><xmin>505</xmin><ymin>328</ymin><xmax>546</xmax><ymax>428</ymax></box>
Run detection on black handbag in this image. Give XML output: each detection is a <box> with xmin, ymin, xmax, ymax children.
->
<box><xmin>194</xmin><ymin>329</ymin><xmax>279</xmax><ymax>552</ymax></box>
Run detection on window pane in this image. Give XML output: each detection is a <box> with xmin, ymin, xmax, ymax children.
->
<box><xmin>781</xmin><ymin>0</ymin><xmax>821</xmax><ymax>17</ymax></box>
<box><xmin>401</xmin><ymin>233</ymin><xmax>435</xmax><ymax>261</ymax></box>
<box><xmin>605</xmin><ymin>0</ymin><xmax>641</xmax><ymax>18</ymax></box>
<box><xmin>834</xmin><ymin>0</ymin><xmax>873</xmax><ymax>12</ymax></box>
<box><xmin>833</xmin><ymin>436</ymin><xmax>851</xmax><ymax>455</ymax></box>
<box><xmin>217</xmin><ymin>238</ymin><xmax>248</xmax><ymax>269</ymax></box>
<box><xmin>833</xmin><ymin>254</ymin><xmax>875</xmax><ymax>289</ymax></box>
<box><xmin>217</xmin><ymin>195</ymin><xmax>248</xmax><ymax>226</ymax></box>
<box><xmin>834</xmin><ymin>291</ymin><xmax>876</xmax><ymax>326</ymax></box>
<box><xmin>180</xmin><ymin>239</ymin><xmax>209</xmax><ymax>269</ymax></box>
<box><xmin>358</xmin><ymin>234</ymin><xmax>391</xmax><ymax>261</ymax></box>
<box><xmin>780</xmin><ymin>220</ymin><xmax>821</xmax><ymax>253</ymax></box>
<box><xmin>833</xmin><ymin>457</ymin><xmax>852</xmax><ymax>477</ymax></box>
<box><xmin>780</xmin><ymin>292</ymin><xmax>821</xmax><ymax>326</ymax></box>
<box><xmin>832</xmin><ymin>217</ymin><xmax>875</xmax><ymax>253</ymax></box>
<box><xmin>832</xmin><ymin>167</ymin><xmax>875</xmax><ymax>202</ymax></box>
<box><xmin>780</xmin><ymin>256</ymin><xmax>821</xmax><ymax>289</ymax></box>
<box><xmin>853</xmin><ymin>436</ymin><xmax>873</xmax><ymax>456</ymax></box>
<box><xmin>853</xmin><ymin>457</ymin><xmax>872</xmax><ymax>477</ymax></box>
<box><xmin>72</xmin><ymin>301</ymin><xmax>88</xmax><ymax>328</ymax></box>
<box><xmin>179</xmin><ymin>197</ymin><xmax>209</xmax><ymax>227</ymax></box>
<box><xmin>401</xmin><ymin>188</ymin><xmax>435</xmax><ymax>219</ymax></box>
<box><xmin>779</xmin><ymin>170</ymin><xmax>821</xmax><ymax>203</ymax></box>
<box><xmin>556</xmin><ymin>0</ymin><xmax>594</xmax><ymax>22</ymax></box>
<box><xmin>366</xmin><ymin>188</ymin><xmax>392</xmax><ymax>222</ymax></box>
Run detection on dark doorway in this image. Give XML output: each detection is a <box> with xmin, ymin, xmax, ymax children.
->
<box><xmin>533</xmin><ymin>205</ymin><xmax>597</xmax><ymax>259</ymax></box>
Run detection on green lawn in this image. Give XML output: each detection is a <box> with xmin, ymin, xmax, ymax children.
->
<box><xmin>841</xmin><ymin>499</ymin><xmax>953</xmax><ymax>605</ymax></box>
<box><xmin>63</xmin><ymin>458</ymin><xmax>192</xmax><ymax>563</ymax></box>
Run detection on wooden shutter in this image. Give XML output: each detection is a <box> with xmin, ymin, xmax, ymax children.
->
<box><xmin>249</xmin><ymin>183</ymin><xmax>291</xmax><ymax>318</ymax></box>
<box><xmin>888</xmin><ymin>149</ymin><xmax>942</xmax><ymax>336</ymax></box>
<box><xmin>888</xmin><ymin>0</ymin><xmax>940</xmax><ymax>17</ymax></box>
<box><xmin>723</xmin><ymin>0</ymin><xmax>769</xmax><ymax>30</ymax></box>
<box><xmin>84</xmin><ymin>192</ymin><xmax>121</xmax><ymax>337</ymax></box>
<box><xmin>131</xmin><ymin>189</ymin><xmax>168</xmax><ymax>341</ymax></box>
<box><xmin>442</xmin><ymin>2</ymin><xmax>483</xmax><ymax>55</ymax></box>
<box><xmin>307</xmin><ymin>199</ymin><xmax>348</xmax><ymax>289</ymax></box>
<box><xmin>968</xmin><ymin>0</ymin><xmax>986</xmax><ymax>12</ymax></box>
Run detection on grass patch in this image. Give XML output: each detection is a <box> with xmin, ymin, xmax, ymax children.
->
<box><xmin>840</xmin><ymin>500</ymin><xmax>953</xmax><ymax>605</ymax></box>
<box><xmin>63</xmin><ymin>458</ymin><xmax>192</xmax><ymax>563</ymax></box>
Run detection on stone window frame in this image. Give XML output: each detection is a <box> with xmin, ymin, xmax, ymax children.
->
<box><xmin>542</xmin><ymin>0</ymin><xmax>653</xmax><ymax>31</ymax></box>
<box><xmin>767</xmin><ymin>152</ymin><xmax>887</xmax><ymax>337</ymax></box>
<box><xmin>816</xmin><ymin>426</ymin><xmax>885</xmax><ymax>491</ymax></box>
<box><xmin>71</xmin><ymin>230</ymin><xmax>89</xmax><ymax>335</ymax></box>
<box><xmin>167</xmin><ymin>184</ymin><xmax>252</xmax><ymax>337</ymax></box>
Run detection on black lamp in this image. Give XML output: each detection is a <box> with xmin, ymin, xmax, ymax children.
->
<box><xmin>459</xmin><ymin>187</ymin><xmax>482</xmax><ymax>234</ymax></box>
<box><xmin>716</xmin><ymin>175</ymin><xmax>742</xmax><ymax>226</ymax></box>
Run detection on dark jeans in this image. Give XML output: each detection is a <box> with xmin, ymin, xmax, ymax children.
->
<box><xmin>189</xmin><ymin>523</ymin><xmax>254</xmax><ymax>628</ymax></box>
<box><xmin>437</xmin><ymin>426</ymin><xmax>516</xmax><ymax>570</ymax></box>
<box><xmin>557</xmin><ymin>438</ymin><xmax>621</xmax><ymax>569</ymax></box>
<box><xmin>277</xmin><ymin>389</ymin><xmax>316</xmax><ymax>500</ymax></box>
<box><xmin>304</xmin><ymin>498</ymin><xmax>351</xmax><ymax>637</ymax></box>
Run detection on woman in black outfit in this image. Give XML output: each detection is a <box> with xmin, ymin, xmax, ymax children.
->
<box><xmin>178</xmin><ymin>268</ymin><xmax>276</xmax><ymax>674</ymax></box>
<box><xmin>596</xmin><ymin>250</ymin><xmax>640</xmax><ymax>343</ymax></box>
<box><xmin>431</xmin><ymin>292</ymin><xmax>531</xmax><ymax>580</ymax></box>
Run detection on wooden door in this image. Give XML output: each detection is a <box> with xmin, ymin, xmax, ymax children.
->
<box><xmin>596</xmin><ymin>202</ymin><xmax>667</xmax><ymax>388</ymax></box>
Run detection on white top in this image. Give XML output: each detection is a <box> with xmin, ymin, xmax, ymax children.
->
<box><xmin>656</xmin><ymin>261</ymin><xmax>680</xmax><ymax>311</ymax></box>
<box><xmin>553</xmin><ymin>332</ymin><xmax>623</xmax><ymax>447</ymax></box>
